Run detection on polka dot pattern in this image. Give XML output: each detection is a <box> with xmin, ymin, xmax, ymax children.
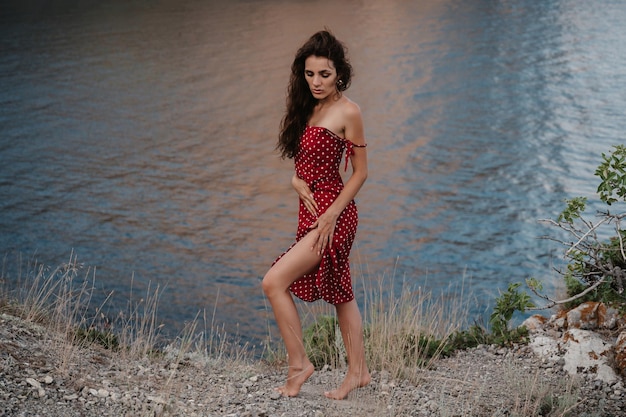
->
<box><xmin>274</xmin><ymin>125</ymin><xmax>363</xmax><ymax>305</ymax></box>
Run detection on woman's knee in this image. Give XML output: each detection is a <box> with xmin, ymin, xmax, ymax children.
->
<box><xmin>262</xmin><ymin>270</ymin><xmax>283</xmax><ymax>297</ymax></box>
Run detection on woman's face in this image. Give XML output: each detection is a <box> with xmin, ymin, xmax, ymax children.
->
<box><xmin>304</xmin><ymin>55</ymin><xmax>338</xmax><ymax>101</ymax></box>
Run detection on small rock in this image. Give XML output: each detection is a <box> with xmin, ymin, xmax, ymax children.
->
<box><xmin>147</xmin><ymin>395</ymin><xmax>166</xmax><ymax>404</ymax></box>
<box><xmin>269</xmin><ymin>391</ymin><xmax>282</xmax><ymax>400</ymax></box>
<box><xmin>25</xmin><ymin>378</ymin><xmax>41</xmax><ymax>390</ymax></box>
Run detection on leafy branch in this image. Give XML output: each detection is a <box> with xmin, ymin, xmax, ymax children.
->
<box><xmin>530</xmin><ymin>145</ymin><xmax>626</xmax><ymax>311</ymax></box>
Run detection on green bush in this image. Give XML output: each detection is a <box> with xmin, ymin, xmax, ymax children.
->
<box><xmin>445</xmin><ymin>323</ymin><xmax>491</xmax><ymax>352</ymax></box>
<box><xmin>395</xmin><ymin>331</ymin><xmax>446</xmax><ymax>366</ymax></box>
<box><xmin>74</xmin><ymin>327</ymin><xmax>119</xmax><ymax>350</ymax></box>
<box><xmin>490</xmin><ymin>283</ymin><xmax>533</xmax><ymax>342</ymax></box>
<box><xmin>553</xmin><ymin>146</ymin><xmax>626</xmax><ymax>312</ymax></box>
<box><xmin>446</xmin><ymin>283</ymin><xmax>532</xmax><ymax>351</ymax></box>
<box><xmin>302</xmin><ymin>315</ymin><xmax>342</xmax><ymax>369</ymax></box>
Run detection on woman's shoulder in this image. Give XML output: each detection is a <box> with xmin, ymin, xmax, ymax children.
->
<box><xmin>339</xmin><ymin>96</ymin><xmax>363</xmax><ymax>126</ymax></box>
<box><xmin>339</xmin><ymin>95</ymin><xmax>360</xmax><ymax>112</ymax></box>
<box><xmin>315</xmin><ymin>96</ymin><xmax>363</xmax><ymax>138</ymax></box>
<box><xmin>338</xmin><ymin>96</ymin><xmax>365</xmax><ymax>145</ymax></box>
<box><xmin>335</xmin><ymin>96</ymin><xmax>362</xmax><ymax>122</ymax></box>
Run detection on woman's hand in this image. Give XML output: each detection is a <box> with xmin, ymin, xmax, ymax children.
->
<box><xmin>292</xmin><ymin>174</ymin><xmax>318</xmax><ymax>216</ymax></box>
<box><xmin>309</xmin><ymin>211</ymin><xmax>339</xmax><ymax>255</ymax></box>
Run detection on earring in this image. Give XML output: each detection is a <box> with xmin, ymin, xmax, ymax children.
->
<box><xmin>337</xmin><ymin>79</ymin><xmax>344</xmax><ymax>89</ymax></box>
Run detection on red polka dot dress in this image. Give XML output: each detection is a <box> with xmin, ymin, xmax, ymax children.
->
<box><xmin>273</xmin><ymin>125</ymin><xmax>366</xmax><ymax>305</ymax></box>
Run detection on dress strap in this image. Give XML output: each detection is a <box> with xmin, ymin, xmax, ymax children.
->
<box><xmin>344</xmin><ymin>140</ymin><xmax>367</xmax><ymax>171</ymax></box>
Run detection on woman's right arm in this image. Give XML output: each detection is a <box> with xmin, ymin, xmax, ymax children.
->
<box><xmin>292</xmin><ymin>174</ymin><xmax>318</xmax><ymax>217</ymax></box>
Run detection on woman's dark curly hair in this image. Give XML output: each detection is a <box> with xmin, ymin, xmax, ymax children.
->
<box><xmin>277</xmin><ymin>30</ymin><xmax>353</xmax><ymax>159</ymax></box>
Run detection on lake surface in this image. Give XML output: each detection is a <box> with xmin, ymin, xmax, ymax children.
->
<box><xmin>1</xmin><ymin>0</ymin><xmax>625</xmax><ymax>349</ymax></box>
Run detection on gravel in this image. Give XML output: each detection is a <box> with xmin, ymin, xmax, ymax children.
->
<box><xmin>1</xmin><ymin>312</ymin><xmax>624</xmax><ymax>417</ymax></box>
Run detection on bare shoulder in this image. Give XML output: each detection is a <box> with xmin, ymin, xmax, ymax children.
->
<box><xmin>340</xmin><ymin>97</ymin><xmax>366</xmax><ymax>145</ymax></box>
<box><xmin>340</xmin><ymin>96</ymin><xmax>362</xmax><ymax>121</ymax></box>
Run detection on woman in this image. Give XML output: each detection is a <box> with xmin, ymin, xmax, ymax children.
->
<box><xmin>262</xmin><ymin>30</ymin><xmax>370</xmax><ymax>400</ymax></box>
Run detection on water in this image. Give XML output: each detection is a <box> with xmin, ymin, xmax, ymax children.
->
<box><xmin>1</xmin><ymin>0</ymin><xmax>625</xmax><ymax>348</ymax></box>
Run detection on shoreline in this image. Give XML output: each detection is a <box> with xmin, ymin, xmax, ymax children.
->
<box><xmin>2</xmin><ymin>312</ymin><xmax>624</xmax><ymax>417</ymax></box>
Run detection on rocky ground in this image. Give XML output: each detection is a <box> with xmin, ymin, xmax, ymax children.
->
<box><xmin>1</xmin><ymin>312</ymin><xmax>624</xmax><ymax>417</ymax></box>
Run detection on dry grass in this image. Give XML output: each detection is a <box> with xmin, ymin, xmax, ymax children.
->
<box><xmin>503</xmin><ymin>363</ymin><xmax>581</xmax><ymax>417</ymax></box>
<box><xmin>1</xmin><ymin>252</ymin><xmax>104</xmax><ymax>373</ymax></box>
<box><xmin>0</xmin><ymin>252</ymin><xmax>250</xmax><ymax>370</ymax></box>
<box><xmin>291</xmin><ymin>266</ymin><xmax>472</xmax><ymax>383</ymax></box>
<box><xmin>1</xmin><ymin>253</ymin><xmax>589</xmax><ymax>416</ymax></box>
<box><xmin>362</xmin><ymin>272</ymin><xmax>470</xmax><ymax>383</ymax></box>
<box><xmin>431</xmin><ymin>357</ymin><xmax>582</xmax><ymax>417</ymax></box>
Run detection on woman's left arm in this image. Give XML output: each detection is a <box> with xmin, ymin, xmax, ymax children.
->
<box><xmin>309</xmin><ymin>102</ymin><xmax>368</xmax><ymax>254</ymax></box>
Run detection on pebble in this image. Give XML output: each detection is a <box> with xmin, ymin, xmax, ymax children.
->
<box><xmin>25</xmin><ymin>378</ymin><xmax>42</xmax><ymax>390</ymax></box>
<box><xmin>269</xmin><ymin>391</ymin><xmax>282</xmax><ymax>400</ymax></box>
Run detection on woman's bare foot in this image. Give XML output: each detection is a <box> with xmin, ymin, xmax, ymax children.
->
<box><xmin>324</xmin><ymin>370</ymin><xmax>371</xmax><ymax>400</ymax></box>
<box><xmin>275</xmin><ymin>361</ymin><xmax>315</xmax><ymax>397</ymax></box>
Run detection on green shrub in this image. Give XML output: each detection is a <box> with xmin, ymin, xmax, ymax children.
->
<box><xmin>302</xmin><ymin>315</ymin><xmax>342</xmax><ymax>369</ymax></box>
<box><xmin>444</xmin><ymin>282</ymin><xmax>532</xmax><ymax>352</ymax></box>
<box><xmin>395</xmin><ymin>331</ymin><xmax>446</xmax><ymax>366</ymax></box>
<box><xmin>524</xmin><ymin>145</ymin><xmax>626</xmax><ymax>313</ymax></box>
<box><xmin>552</xmin><ymin>146</ymin><xmax>626</xmax><ymax>312</ymax></box>
<box><xmin>490</xmin><ymin>283</ymin><xmax>533</xmax><ymax>342</ymax></box>
<box><xmin>444</xmin><ymin>323</ymin><xmax>490</xmax><ymax>353</ymax></box>
<box><xmin>74</xmin><ymin>327</ymin><xmax>119</xmax><ymax>350</ymax></box>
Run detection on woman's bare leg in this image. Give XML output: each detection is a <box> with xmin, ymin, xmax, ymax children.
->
<box><xmin>262</xmin><ymin>232</ymin><xmax>322</xmax><ymax>397</ymax></box>
<box><xmin>324</xmin><ymin>299</ymin><xmax>371</xmax><ymax>399</ymax></box>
